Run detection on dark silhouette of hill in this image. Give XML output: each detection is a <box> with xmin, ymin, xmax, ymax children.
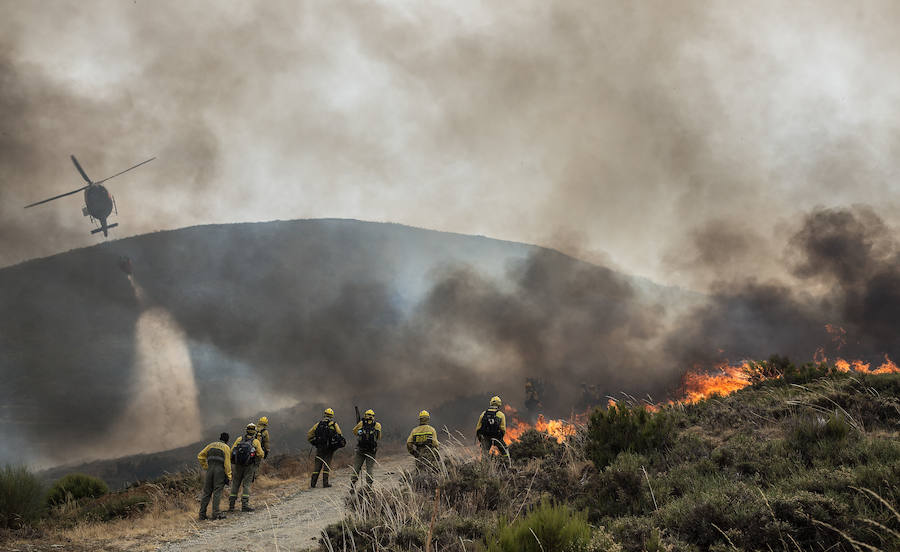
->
<box><xmin>1</xmin><ymin>219</ymin><xmax>691</xmax><ymax>468</ymax></box>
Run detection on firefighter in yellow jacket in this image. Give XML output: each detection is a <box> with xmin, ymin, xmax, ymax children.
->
<box><xmin>197</xmin><ymin>432</ymin><xmax>232</xmax><ymax>520</ymax></box>
<box><xmin>256</xmin><ymin>416</ymin><xmax>271</xmax><ymax>459</ymax></box>
<box><xmin>475</xmin><ymin>396</ymin><xmax>508</xmax><ymax>458</ymax></box>
<box><xmin>406</xmin><ymin>410</ymin><xmax>440</xmax><ymax>472</ymax></box>
<box><xmin>307</xmin><ymin>408</ymin><xmax>343</xmax><ymax>488</ymax></box>
<box><xmin>351</xmin><ymin>409</ymin><xmax>382</xmax><ymax>489</ymax></box>
<box><xmin>228</xmin><ymin>423</ymin><xmax>264</xmax><ymax>512</ymax></box>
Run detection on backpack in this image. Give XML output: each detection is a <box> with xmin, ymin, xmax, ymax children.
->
<box><xmin>330</xmin><ymin>432</ymin><xmax>347</xmax><ymax>450</ymax></box>
<box><xmin>233</xmin><ymin>436</ymin><xmax>257</xmax><ymax>466</ymax></box>
<box><xmin>313</xmin><ymin>420</ymin><xmax>332</xmax><ymax>448</ymax></box>
<box><xmin>481</xmin><ymin>409</ymin><xmax>502</xmax><ymax>439</ymax></box>
<box><xmin>357</xmin><ymin>419</ymin><xmax>378</xmax><ymax>452</ymax></box>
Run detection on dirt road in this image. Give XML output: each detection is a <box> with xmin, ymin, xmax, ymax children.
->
<box><xmin>156</xmin><ymin>455</ymin><xmax>411</xmax><ymax>552</ymax></box>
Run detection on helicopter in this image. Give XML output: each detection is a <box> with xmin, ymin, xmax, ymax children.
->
<box><xmin>24</xmin><ymin>154</ymin><xmax>155</xmax><ymax>237</ymax></box>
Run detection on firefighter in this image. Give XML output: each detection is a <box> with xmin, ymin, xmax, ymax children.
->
<box><xmin>476</xmin><ymin>396</ymin><xmax>508</xmax><ymax>458</ymax></box>
<box><xmin>197</xmin><ymin>432</ymin><xmax>231</xmax><ymax>520</ymax></box>
<box><xmin>406</xmin><ymin>410</ymin><xmax>440</xmax><ymax>472</ymax></box>
<box><xmin>350</xmin><ymin>409</ymin><xmax>382</xmax><ymax>489</ymax></box>
<box><xmin>228</xmin><ymin>423</ymin><xmax>264</xmax><ymax>512</ymax></box>
<box><xmin>256</xmin><ymin>416</ymin><xmax>271</xmax><ymax>459</ymax></box>
<box><xmin>307</xmin><ymin>408</ymin><xmax>343</xmax><ymax>488</ymax></box>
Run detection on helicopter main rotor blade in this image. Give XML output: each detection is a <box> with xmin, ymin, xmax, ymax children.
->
<box><xmin>71</xmin><ymin>155</ymin><xmax>93</xmax><ymax>184</ymax></box>
<box><xmin>94</xmin><ymin>157</ymin><xmax>156</xmax><ymax>185</ymax></box>
<box><xmin>24</xmin><ymin>186</ymin><xmax>89</xmax><ymax>208</ymax></box>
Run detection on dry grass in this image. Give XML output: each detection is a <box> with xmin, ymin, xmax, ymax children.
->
<box><xmin>4</xmin><ymin>453</ymin><xmax>331</xmax><ymax>552</ymax></box>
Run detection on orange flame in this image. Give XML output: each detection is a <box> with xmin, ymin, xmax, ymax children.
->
<box><xmin>502</xmin><ymin>405</ymin><xmax>576</xmax><ymax>444</ymax></box>
<box><xmin>502</xmin><ymin>348</ymin><xmax>900</xmax><ymax>445</ymax></box>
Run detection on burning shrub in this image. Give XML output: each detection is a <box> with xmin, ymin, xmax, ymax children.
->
<box><xmin>508</xmin><ymin>428</ymin><xmax>564</xmax><ymax>461</ymax></box>
<box><xmin>0</xmin><ymin>464</ymin><xmax>45</xmax><ymax>530</ymax></box>
<box><xmin>46</xmin><ymin>473</ymin><xmax>109</xmax><ymax>506</ymax></box>
<box><xmin>586</xmin><ymin>405</ymin><xmax>674</xmax><ymax>470</ymax></box>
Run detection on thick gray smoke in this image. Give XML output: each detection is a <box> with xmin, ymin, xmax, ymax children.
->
<box><xmin>3</xmin><ymin>1</ymin><xmax>900</xmax><ymax>285</ymax></box>
<box><xmin>5</xmin><ymin>1</ymin><xmax>900</xmax><ymax>467</ymax></box>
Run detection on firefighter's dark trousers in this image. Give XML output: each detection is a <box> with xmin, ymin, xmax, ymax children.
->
<box><xmin>229</xmin><ymin>463</ymin><xmax>257</xmax><ymax>507</ymax></box>
<box><xmin>351</xmin><ymin>449</ymin><xmax>376</xmax><ymax>487</ymax></box>
<box><xmin>312</xmin><ymin>447</ymin><xmax>334</xmax><ymax>484</ymax></box>
<box><xmin>480</xmin><ymin>436</ymin><xmax>508</xmax><ymax>459</ymax></box>
<box><xmin>199</xmin><ymin>462</ymin><xmax>226</xmax><ymax>516</ymax></box>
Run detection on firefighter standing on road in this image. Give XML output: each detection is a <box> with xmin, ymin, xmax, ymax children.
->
<box><xmin>476</xmin><ymin>396</ymin><xmax>508</xmax><ymax>459</ymax></box>
<box><xmin>307</xmin><ymin>408</ymin><xmax>343</xmax><ymax>488</ymax></box>
<box><xmin>197</xmin><ymin>432</ymin><xmax>232</xmax><ymax>520</ymax></box>
<box><xmin>228</xmin><ymin>423</ymin><xmax>264</xmax><ymax>512</ymax></box>
<box><xmin>406</xmin><ymin>410</ymin><xmax>440</xmax><ymax>472</ymax></box>
<box><xmin>350</xmin><ymin>409</ymin><xmax>382</xmax><ymax>489</ymax></box>
<box><xmin>256</xmin><ymin>416</ymin><xmax>271</xmax><ymax>459</ymax></box>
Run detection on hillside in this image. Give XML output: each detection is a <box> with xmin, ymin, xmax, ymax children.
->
<box><xmin>4</xmin><ymin>368</ymin><xmax>898</xmax><ymax>552</ymax></box>
<box><xmin>0</xmin><ymin>219</ymin><xmax>695</xmax><ymax>469</ymax></box>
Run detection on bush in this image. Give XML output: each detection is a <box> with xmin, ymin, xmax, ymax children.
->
<box><xmin>509</xmin><ymin>429</ymin><xmax>564</xmax><ymax>461</ymax></box>
<box><xmin>47</xmin><ymin>473</ymin><xmax>109</xmax><ymax>506</ymax></box>
<box><xmin>586</xmin><ymin>453</ymin><xmax>653</xmax><ymax>519</ymax></box>
<box><xmin>786</xmin><ymin>411</ymin><xmax>853</xmax><ymax>465</ymax></box>
<box><xmin>81</xmin><ymin>493</ymin><xmax>150</xmax><ymax>522</ymax></box>
<box><xmin>586</xmin><ymin>405</ymin><xmax>674</xmax><ymax>470</ymax></box>
<box><xmin>0</xmin><ymin>465</ymin><xmax>45</xmax><ymax>529</ymax></box>
<box><xmin>486</xmin><ymin>500</ymin><xmax>593</xmax><ymax>552</ymax></box>
<box><xmin>658</xmin><ymin>480</ymin><xmax>786</xmax><ymax>549</ymax></box>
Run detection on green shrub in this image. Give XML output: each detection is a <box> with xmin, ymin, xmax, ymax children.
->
<box><xmin>658</xmin><ymin>480</ymin><xmax>786</xmax><ymax>549</ymax></box>
<box><xmin>47</xmin><ymin>473</ymin><xmax>109</xmax><ymax>506</ymax></box>
<box><xmin>486</xmin><ymin>500</ymin><xmax>593</xmax><ymax>552</ymax></box>
<box><xmin>441</xmin><ymin>462</ymin><xmax>502</xmax><ymax>512</ymax></box>
<box><xmin>786</xmin><ymin>411</ymin><xmax>853</xmax><ymax>465</ymax></box>
<box><xmin>509</xmin><ymin>429</ymin><xmax>564</xmax><ymax>461</ymax></box>
<box><xmin>81</xmin><ymin>493</ymin><xmax>149</xmax><ymax>522</ymax></box>
<box><xmin>586</xmin><ymin>405</ymin><xmax>674</xmax><ymax>470</ymax></box>
<box><xmin>607</xmin><ymin>515</ymin><xmax>656</xmax><ymax>552</ymax></box>
<box><xmin>586</xmin><ymin>453</ymin><xmax>653</xmax><ymax>519</ymax></box>
<box><xmin>0</xmin><ymin>465</ymin><xmax>45</xmax><ymax>529</ymax></box>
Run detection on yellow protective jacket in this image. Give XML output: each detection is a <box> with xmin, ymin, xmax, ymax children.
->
<box><xmin>475</xmin><ymin>407</ymin><xmax>507</xmax><ymax>438</ymax></box>
<box><xmin>257</xmin><ymin>427</ymin><xmax>270</xmax><ymax>458</ymax></box>
<box><xmin>307</xmin><ymin>420</ymin><xmax>342</xmax><ymax>445</ymax></box>
<box><xmin>406</xmin><ymin>424</ymin><xmax>439</xmax><ymax>456</ymax></box>
<box><xmin>232</xmin><ymin>434</ymin><xmax>264</xmax><ymax>464</ymax></box>
<box><xmin>352</xmin><ymin>420</ymin><xmax>382</xmax><ymax>442</ymax></box>
<box><xmin>197</xmin><ymin>440</ymin><xmax>232</xmax><ymax>480</ymax></box>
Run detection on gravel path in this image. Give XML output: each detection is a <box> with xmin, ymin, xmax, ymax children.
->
<box><xmin>156</xmin><ymin>455</ymin><xmax>411</xmax><ymax>552</ymax></box>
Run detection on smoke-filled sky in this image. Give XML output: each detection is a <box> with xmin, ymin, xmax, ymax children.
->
<box><xmin>4</xmin><ymin>1</ymin><xmax>900</xmax><ymax>288</ymax></box>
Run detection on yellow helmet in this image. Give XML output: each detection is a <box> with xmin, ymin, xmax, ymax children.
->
<box><xmin>258</xmin><ymin>416</ymin><xmax>268</xmax><ymax>426</ymax></box>
<box><xmin>364</xmin><ymin>409</ymin><xmax>375</xmax><ymax>419</ymax></box>
<box><xmin>324</xmin><ymin>408</ymin><xmax>334</xmax><ymax>418</ymax></box>
<box><xmin>490</xmin><ymin>396</ymin><xmax>502</xmax><ymax>407</ymax></box>
<box><xmin>246</xmin><ymin>423</ymin><xmax>257</xmax><ymax>434</ymax></box>
<box><xmin>418</xmin><ymin>410</ymin><xmax>430</xmax><ymax>423</ymax></box>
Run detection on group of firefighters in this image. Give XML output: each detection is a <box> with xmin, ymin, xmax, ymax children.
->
<box><xmin>195</xmin><ymin>396</ymin><xmax>509</xmax><ymax>521</ymax></box>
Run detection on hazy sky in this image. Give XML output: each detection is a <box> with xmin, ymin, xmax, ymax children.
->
<box><xmin>3</xmin><ymin>0</ymin><xmax>900</xmax><ymax>287</ymax></box>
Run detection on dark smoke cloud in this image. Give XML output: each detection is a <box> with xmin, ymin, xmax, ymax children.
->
<box><xmin>667</xmin><ymin>206</ymin><xmax>900</xmax><ymax>366</ymax></box>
